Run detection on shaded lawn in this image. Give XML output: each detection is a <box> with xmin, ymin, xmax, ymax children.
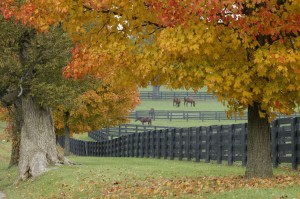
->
<box><xmin>1</xmin><ymin>154</ymin><xmax>300</xmax><ymax>199</ymax></box>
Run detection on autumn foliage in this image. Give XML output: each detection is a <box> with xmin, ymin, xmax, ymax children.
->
<box><xmin>53</xmin><ymin>82</ymin><xmax>140</xmax><ymax>135</ymax></box>
<box><xmin>143</xmin><ymin>0</ymin><xmax>300</xmax><ymax>119</ymax></box>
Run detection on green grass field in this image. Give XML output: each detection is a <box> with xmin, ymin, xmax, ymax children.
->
<box><xmin>131</xmin><ymin>98</ymin><xmax>246</xmax><ymax>127</ymax></box>
<box><xmin>130</xmin><ymin>119</ymin><xmax>246</xmax><ymax>127</ymax></box>
<box><xmin>135</xmin><ymin>100</ymin><xmax>227</xmax><ymax>112</ymax></box>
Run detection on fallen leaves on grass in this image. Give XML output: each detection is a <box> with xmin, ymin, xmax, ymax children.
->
<box><xmin>47</xmin><ymin>172</ymin><xmax>300</xmax><ymax>199</ymax></box>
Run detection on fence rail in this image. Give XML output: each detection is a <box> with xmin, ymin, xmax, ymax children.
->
<box><xmin>129</xmin><ymin>110</ymin><xmax>300</xmax><ymax>121</ymax></box>
<box><xmin>58</xmin><ymin>117</ymin><xmax>300</xmax><ymax>169</ymax></box>
<box><xmin>88</xmin><ymin>124</ymin><xmax>172</xmax><ymax>140</ymax></box>
<box><xmin>139</xmin><ymin>91</ymin><xmax>217</xmax><ymax>100</ymax></box>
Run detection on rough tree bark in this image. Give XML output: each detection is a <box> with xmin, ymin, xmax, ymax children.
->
<box><xmin>152</xmin><ymin>85</ymin><xmax>160</xmax><ymax>99</ymax></box>
<box><xmin>64</xmin><ymin>111</ymin><xmax>70</xmax><ymax>156</ymax></box>
<box><xmin>8</xmin><ymin>101</ymin><xmax>22</xmax><ymax>168</ymax></box>
<box><xmin>245</xmin><ymin>102</ymin><xmax>273</xmax><ymax>178</ymax></box>
<box><xmin>18</xmin><ymin>96</ymin><xmax>61</xmax><ymax>180</ymax></box>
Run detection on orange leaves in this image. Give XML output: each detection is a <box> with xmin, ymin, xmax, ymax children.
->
<box><xmin>0</xmin><ymin>0</ymin><xmax>70</xmax><ymax>31</ymax></box>
<box><xmin>50</xmin><ymin>174</ymin><xmax>300</xmax><ymax>198</ymax></box>
<box><xmin>83</xmin><ymin>0</ymin><xmax>111</xmax><ymax>11</ymax></box>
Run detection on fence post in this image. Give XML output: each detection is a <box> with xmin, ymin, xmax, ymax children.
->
<box><xmin>105</xmin><ymin>140</ymin><xmax>109</xmax><ymax>157</ymax></box>
<box><xmin>112</xmin><ymin>139</ymin><xmax>115</xmax><ymax>157</ymax></box>
<box><xmin>179</xmin><ymin>128</ymin><xmax>183</xmax><ymax>161</ymax></box>
<box><xmin>241</xmin><ymin>124</ymin><xmax>247</xmax><ymax>167</ymax></box>
<box><xmin>99</xmin><ymin>140</ymin><xmax>103</xmax><ymax>157</ymax></box>
<box><xmin>205</xmin><ymin>126</ymin><xmax>211</xmax><ymax>163</ymax></box>
<box><xmin>186</xmin><ymin>128</ymin><xmax>191</xmax><ymax>161</ymax></box>
<box><xmin>156</xmin><ymin>130</ymin><xmax>161</xmax><ymax>159</ymax></box>
<box><xmin>195</xmin><ymin>127</ymin><xmax>200</xmax><ymax>162</ymax></box>
<box><xmin>228</xmin><ymin>125</ymin><xmax>234</xmax><ymax>166</ymax></box>
<box><xmin>115</xmin><ymin>138</ymin><xmax>118</xmax><ymax>157</ymax></box>
<box><xmin>163</xmin><ymin>129</ymin><xmax>168</xmax><ymax>159</ymax></box>
<box><xmin>291</xmin><ymin>118</ymin><xmax>298</xmax><ymax>170</ymax></box>
<box><xmin>126</xmin><ymin>135</ymin><xmax>130</xmax><ymax>157</ymax></box>
<box><xmin>151</xmin><ymin>131</ymin><xmax>156</xmax><ymax>158</ymax></box>
<box><xmin>271</xmin><ymin>119</ymin><xmax>279</xmax><ymax>168</ymax></box>
<box><xmin>136</xmin><ymin>133</ymin><xmax>140</xmax><ymax>157</ymax></box>
<box><xmin>140</xmin><ymin>132</ymin><xmax>145</xmax><ymax>157</ymax></box>
<box><xmin>102</xmin><ymin>141</ymin><xmax>105</xmax><ymax>156</ymax></box>
<box><xmin>85</xmin><ymin>141</ymin><xmax>88</xmax><ymax>156</ymax></box>
<box><xmin>130</xmin><ymin>134</ymin><xmax>135</xmax><ymax>157</ymax></box>
<box><xmin>119</xmin><ymin>136</ymin><xmax>123</xmax><ymax>157</ymax></box>
<box><xmin>107</xmin><ymin>140</ymin><xmax>110</xmax><ymax>157</ymax></box>
<box><xmin>170</xmin><ymin>129</ymin><xmax>175</xmax><ymax>160</ymax></box>
<box><xmin>145</xmin><ymin>131</ymin><xmax>150</xmax><ymax>158</ymax></box>
<box><xmin>217</xmin><ymin>126</ymin><xmax>222</xmax><ymax>164</ymax></box>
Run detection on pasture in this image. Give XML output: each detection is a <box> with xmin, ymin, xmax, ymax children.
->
<box><xmin>135</xmin><ymin>99</ymin><xmax>226</xmax><ymax>111</ymax></box>
<box><xmin>131</xmin><ymin>96</ymin><xmax>247</xmax><ymax>127</ymax></box>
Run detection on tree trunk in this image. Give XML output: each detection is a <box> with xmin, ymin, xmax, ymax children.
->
<box><xmin>64</xmin><ymin>111</ymin><xmax>70</xmax><ymax>156</ymax></box>
<box><xmin>245</xmin><ymin>102</ymin><xmax>273</xmax><ymax>178</ymax></box>
<box><xmin>8</xmin><ymin>102</ymin><xmax>22</xmax><ymax>168</ymax></box>
<box><xmin>152</xmin><ymin>85</ymin><xmax>160</xmax><ymax>99</ymax></box>
<box><xmin>18</xmin><ymin>97</ymin><xmax>60</xmax><ymax>180</ymax></box>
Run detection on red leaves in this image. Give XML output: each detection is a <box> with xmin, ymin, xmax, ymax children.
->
<box><xmin>148</xmin><ymin>0</ymin><xmax>300</xmax><ymax>45</ymax></box>
<box><xmin>147</xmin><ymin>0</ymin><xmax>192</xmax><ymax>27</ymax></box>
<box><xmin>0</xmin><ymin>0</ymin><xmax>17</xmax><ymax>20</ymax></box>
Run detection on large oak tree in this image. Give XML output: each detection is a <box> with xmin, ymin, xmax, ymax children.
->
<box><xmin>0</xmin><ymin>0</ymin><xmax>140</xmax><ymax>180</ymax></box>
<box><xmin>142</xmin><ymin>0</ymin><xmax>300</xmax><ymax>178</ymax></box>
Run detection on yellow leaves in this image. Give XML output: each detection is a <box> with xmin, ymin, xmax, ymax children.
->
<box><xmin>203</xmin><ymin>48</ymin><xmax>211</xmax><ymax>56</ymax></box>
<box><xmin>252</xmin><ymin>87</ymin><xmax>261</xmax><ymax>95</ymax></box>
<box><xmin>287</xmin><ymin>84</ymin><xmax>296</xmax><ymax>91</ymax></box>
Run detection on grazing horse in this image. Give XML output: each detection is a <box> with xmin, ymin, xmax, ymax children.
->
<box><xmin>184</xmin><ymin>97</ymin><xmax>196</xmax><ymax>107</ymax></box>
<box><xmin>173</xmin><ymin>97</ymin><xmax>181</xmax><ymax>107</ymax></box>
<box><xmin>135</xmin><ymin>117</ymin><xmax>152</xmax><ymax>125</ymax></box>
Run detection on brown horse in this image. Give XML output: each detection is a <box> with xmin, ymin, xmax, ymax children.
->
<box><xmin>173</xmin><ymin>97</ymin><xmax>181</xmax><ymax>107</ymax></box>
<box><xmin>184</xmin><ymin>97</ymin><xmax>195</xmax><ymax>107</ymax></box>
<box><xmin>135</xmin><ymin>117</ymin><xmax>152</xmax><ymax>125</ymax></box>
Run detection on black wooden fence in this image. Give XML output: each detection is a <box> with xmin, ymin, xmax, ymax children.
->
<box><xmin>88</xmin><ymin>124</ymin><xmax>172</xmax><ymax>140</ymax></box>
<box><xmin>58</xmin><ymin>117</ymin><xmax>300</xmax><ymax>169</ymax></box>
<box><xmin>129</xmin><ymin>110</ymin><xmax>300</xmax><ymax>121</ymax></box>
<box><xmin>139</xmin><ymin>91</ymin><xmax>217</xmax><ymax>100</ymax></box>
